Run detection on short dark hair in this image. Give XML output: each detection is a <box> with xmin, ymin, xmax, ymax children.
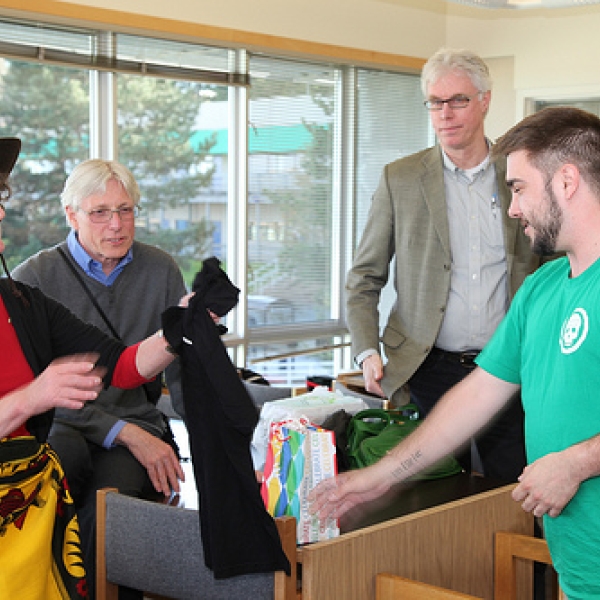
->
<box><xmin>493</xmin><ymin>107</ymin><xmax>600</xmax><ymax>196</ymax></box>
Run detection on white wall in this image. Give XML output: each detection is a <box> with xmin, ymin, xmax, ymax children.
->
<box><xmin>445</xmin><ymin>5</ymin><xmax>600</xmax><ymax>123</ymax></box>
<box><xmin>484</xmin><ymin>55</ymin><xmax>516</xmax><ymax>142</ymax></box>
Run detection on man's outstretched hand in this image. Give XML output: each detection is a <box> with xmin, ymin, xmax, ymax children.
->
<box><xmin>309</xmin><ymin>462</ymin><xmax>393</xmax><ymax>521</ymax></box>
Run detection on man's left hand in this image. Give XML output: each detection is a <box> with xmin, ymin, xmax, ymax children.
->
<box><xmin>116</xmin><ymin>423</ymin><xmax>185</xmax><ymax>496</ymax></box>
<box><xmin>512</xmin><ymin>451</ymin><xmax>580</xmax><ymax>518</ymax></box>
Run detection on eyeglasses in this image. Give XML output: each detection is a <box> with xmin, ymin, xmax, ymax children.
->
<box><xmin>79</xmin><ymin>205</ymin><xmax>141</xmax><ymax>224</ymax></box>
<box><xmin>424</xmin><ymin>95</ymin><xmax>475</xmax><ymax>111</ymax></box>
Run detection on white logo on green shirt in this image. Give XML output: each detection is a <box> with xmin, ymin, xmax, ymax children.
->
<box><xmin>559</xmin><ymin>308</ymin><xmax>589</xmax><ymax>354</ymax></box>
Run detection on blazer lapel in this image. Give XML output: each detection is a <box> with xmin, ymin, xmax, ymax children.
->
<box><xmin>420</xmin><ymin>147</ymin><xmax>451</xmax><ymax>258</ymax></box>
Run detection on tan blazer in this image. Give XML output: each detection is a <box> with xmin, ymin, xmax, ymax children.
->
<box><xmin>346</xmin><ymin>145</ymin><xmax>541</xmax><ymax>401</ymax></box>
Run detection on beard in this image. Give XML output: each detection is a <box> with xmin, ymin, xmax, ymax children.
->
<box><xmin>531</xmin><ymin>185</ymin><xmax>563</xmax><ymax>256</ymax></box>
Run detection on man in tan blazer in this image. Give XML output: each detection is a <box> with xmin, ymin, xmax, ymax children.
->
<box><xmin>346</xmin><ymin>48</ymin><xmax>541</xmax><ymax>481</ymax></box>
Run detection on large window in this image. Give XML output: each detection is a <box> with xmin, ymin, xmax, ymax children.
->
<box><xmin>244</xmin><ymin>57</ymin><xmax>343</xmax><ymax>382</ymax></box>
<box><xmin>248</xmin><ymin>57</ymin><xmax>337</xmax><ymax>327</ymax></box>
<box><xmin>0</xmin><ymin>18</ymin><xmax>429</xmax><ymax>385</ymax></box>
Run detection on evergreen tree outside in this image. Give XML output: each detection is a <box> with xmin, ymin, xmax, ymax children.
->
<box><xmin>116</xmin><ymin>74</ymin><xmax>219</xmax><ymax>280</ymax></box>
<box><xmin>0</xmin><ymin>60</ymin><xmax>89</xmax><ymax>268</ymax></box>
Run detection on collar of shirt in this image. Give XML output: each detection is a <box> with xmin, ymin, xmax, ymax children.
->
<box><xmin>67</xmin><ymin>229</ymin><xmax>133</xmax><ymax>286</ymax></box>
<box><xmin>441</xmin><ymin>145</ymin><xmax>491</xmax><ymax>183</ymax></box>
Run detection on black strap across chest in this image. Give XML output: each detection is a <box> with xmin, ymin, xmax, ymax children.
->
<box><xmin>56</xmin><ymin>246</ymin><xmax>122</xmax><ymax>341</ymax></box>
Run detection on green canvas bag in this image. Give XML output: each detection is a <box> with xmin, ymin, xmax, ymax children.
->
<box><xmin>346</xmin><ymin>405</ymin><xmax>463</xmax><ymax>479</ymax></box>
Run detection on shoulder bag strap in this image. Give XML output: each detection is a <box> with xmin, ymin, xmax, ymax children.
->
<box><xmin>56</xmin><ymin>246</ymin><xmax>122</xmax><ymax>341</ymax></box>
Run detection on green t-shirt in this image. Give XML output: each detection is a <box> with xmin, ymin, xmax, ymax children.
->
<box><xmin>477</xmin><ymin>256</ymin><xmax>600</xmax><ymax>600</ymax></box>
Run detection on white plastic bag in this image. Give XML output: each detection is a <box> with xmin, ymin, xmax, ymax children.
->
<box><xmin>251</xmin><ymin>387</ymin><xmax>368</xmax><ymax>471</ymax></box>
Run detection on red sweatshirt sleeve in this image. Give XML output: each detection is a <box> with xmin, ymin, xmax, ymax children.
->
<box><xmin>111</xmin><ymin>343</ymin><xmax>155</xmax><ymax>388</ymax></box>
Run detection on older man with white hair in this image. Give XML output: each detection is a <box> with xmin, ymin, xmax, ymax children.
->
<box><xmin>346</xmin><ymin>48</ymin><xmax>542</xmax><ymax>481</ymax></box>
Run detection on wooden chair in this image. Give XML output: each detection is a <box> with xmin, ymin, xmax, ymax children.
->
<box><xmin>96</xmin><ymin>488</ymin><xmax>297</xmax><ymax>600</ymax></box>
<box><xmin>494</xmin><ymin>531</ymin><xmax>565</xmax><ymax>600</ymax></box>
<box><xmin>375</xmin><ymin>573</ymin><xmax>483</xmax><ymax>600</ymax></box>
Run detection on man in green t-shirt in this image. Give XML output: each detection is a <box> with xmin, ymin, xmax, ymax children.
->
<box><xmin>311</xmin><ymin>106</ymin><xmax>600</xmax><ymax>600</ymax></box>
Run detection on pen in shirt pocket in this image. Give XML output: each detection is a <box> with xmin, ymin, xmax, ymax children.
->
<box><xmin>491</xmin><ymin>194</ymin><xmax>498</xmax><ymax>219</ymax></box>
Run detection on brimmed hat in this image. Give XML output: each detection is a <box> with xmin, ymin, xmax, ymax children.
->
<box><xmin>0</xmin><ymin>137</ymin><xmax>21</xmax><ymax>176</ymax></box>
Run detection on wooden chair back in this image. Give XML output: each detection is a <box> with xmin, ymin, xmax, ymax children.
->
<box><xmin>375</xmin><ymin>573</ymin><xmax>483</xmax><ymax>600</ymax></box>
<box><xmin>494</xmin><ymin>531</ymin><xmax>565</xmax><ymax>600</ymax></box>
<box><xmin>96</xmin><ymin>488</ymin><xmax>297</xmax><ymax>600</ymax></box>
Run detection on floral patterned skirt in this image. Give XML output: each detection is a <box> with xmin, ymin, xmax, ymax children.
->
<box><xmin>0</xmin><ymin>436</ymin><xmax>87</xmax><ymax>599</ymax></box>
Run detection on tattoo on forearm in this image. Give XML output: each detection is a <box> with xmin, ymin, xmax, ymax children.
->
<box><xmin>390</xmin><ymin>450</ymin><xmax>423</xmax><ymax>481</ymax></box>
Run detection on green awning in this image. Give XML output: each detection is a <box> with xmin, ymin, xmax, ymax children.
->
<box><xmin>189</xmin><ymin>124</ymin><xmax>321</xmax><ymax>155</ymax></box>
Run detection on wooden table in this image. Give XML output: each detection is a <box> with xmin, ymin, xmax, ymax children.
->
<box><xmin>297</xmin><ymin>474</ymin><xmax>533</xmax><ymax>600</ymax></box>
<box><xmin>170</xmin><ymin>420</ymin><xmax>532</xmax><ymax>599</ymax></box>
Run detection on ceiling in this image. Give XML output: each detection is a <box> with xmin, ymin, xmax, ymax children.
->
<box><xmin>446</xmin><ymin>0</ymin><xmax>600</xmax><ymax>8</ymax></box>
